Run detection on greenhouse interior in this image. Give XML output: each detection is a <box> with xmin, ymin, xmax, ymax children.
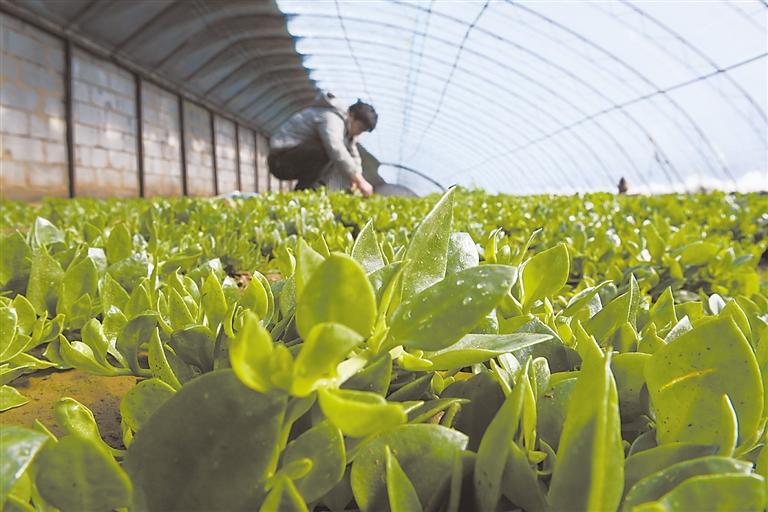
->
<box><xmin>0</xmin><ymin>1</ymin><xmax>767</xmax><ymax>511</ymax></box>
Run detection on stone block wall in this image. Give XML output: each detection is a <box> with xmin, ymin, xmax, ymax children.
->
<box><xmin>0</xmin><ymin>13</ymin><xmax>68</xmax><ymax>200</ymax></box>
<box><xmin>183</xmin><ymin>101</ymin><xmax>214</xmax><ymax>197</ymax></box>
<box><xmin>71</xmin><ymin>48</ymin><xmax>138</xmax><ymax>197</ymax></box>
<box><xmin>256</xmin><ymin>132</ymin><xmax>271</xmax><ymax>192</ymax></box>
<box><xmin>214</xmin><ymin>115</ymin><xmax>238</xmax><ymax>194</ymax></box>
<box><xmin>238</xmin><ymin>128</ymin><xmax>257</xmax><ymax>192</ymax></box>
<box><xmin>1</xmin><ymin>13</ymin><xmax>279</xmax><ymax>201</ymax></box>
<box><xmin>141</xmin><ymin>81</ymin><xmax>182</xmax><ymax>196</ymax></box>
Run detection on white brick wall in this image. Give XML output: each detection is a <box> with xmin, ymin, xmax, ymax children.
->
<box><xmin>214</xmin><ymin>115</ymin><xmax>238</xmax><ymax>194</ymax></box>
<box><xmin>1</xmin><ymin>13</ymin><xmax>68</xmax><ymax>200</ymax></box>
<box><xmin>72</xmin><ymin>48</ymin><xmax>138</xmax><ymax>198</ymax></box>
<box><xmin>0</xmin><ymin>13</ymin><xmax>273</xmax><ymax>201</ymax></box>
<box><xmin>256</xmin><ymin>132</ymin><xmax>270</xmax><ymax>193</ymax></box>
<box><xmin>238</xmin><ymin>127</ymin><xmax>256</xmax><ymax>192</ymax></box>
<box><xmin>142</xmin><ymin>81</ymin><xmax>182</xmax><ymax>196</ymax></box>
<box><xmin>183</xmin><ymin>101</ymin><xmax>214</xmax><ymax>196</ymax></box>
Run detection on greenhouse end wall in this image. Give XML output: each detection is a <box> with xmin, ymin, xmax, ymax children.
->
<box><xmin>0</xmin><ymin>12</ymin><xmax>278</xmax><ymax>201</ymax></box>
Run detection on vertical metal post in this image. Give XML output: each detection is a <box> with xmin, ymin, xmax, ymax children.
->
<box><xmin>64</xmin><ymin>40</ymin><xmax>76</xmax><ymax>197</ymax></box>
<box><xmin>177</xmin><ymin>95</ymin><xmax>188</xmax><ymax>196</ymax></box>
<box><xmin>134</xmin><ymin>74</ymin><xmax>145</xmax><ymax>197</ymax></box>
<box><xmin>234</xmin><ymin>122</ymin><xmax>242</xmax><ymax>191</ymax></box>
<box><xmin>253</xmin><ymin>129</ymin><xmax>260</xmax><ymax>193</ymax></box>
<box><xmin>210</xmin><ymin>112</ymin><xmax>219</xmax><ymax>195</ymax></box>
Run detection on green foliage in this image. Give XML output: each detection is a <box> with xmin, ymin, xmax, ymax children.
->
<box><xmin>0</xmin><ymin>188</ymin><xmax>767</xmax><ymax>511</ymax></box>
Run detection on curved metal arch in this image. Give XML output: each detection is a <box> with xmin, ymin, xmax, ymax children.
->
<box><xmin>378</xmin><ymin>163</ymin><xmax>446</xmax><ymax>191</ymax></box>
<box><xmin>398</xmin><ymin>0</ymin><xmax>435</xmax><ymax>166</ymax></box>
<box><xmin>293</xmin><ymin>35</ymin><xmax>648</xmax><ymax>187</ymax></box>
<box><xmin>405</xmin><ymin>0</ymin><xmax>491</xmax><ymax>161</ymax></box>
<box><xmin>115</xmin><ymin>1</ymin><xmax>283</xmax><ymax>59</ymax></box>
<box><xmin>617</xmin><ymin>1</ymin><xmax>766</xmax><ymax>126</ymax></box>
<box><xmin>250</xmin><ymin>93</ymin><xmax>317</xmax><ymax>133</ymax></box>
<box><xmin>312</xmin><ymin>60</ymin><xmax>610</xmax><ymax>189</ymax></box>
<box><xmin>203</xmin><ymin>61</ymin><xmax>306</xmax><ymax>102</ymax></box>
<box><xmin>288</xmin><ymin>19</ymin><xmax>654</xmax><ymax>188</ymax></box>
<box><xmin>199</xmin><ymin>52</ymin><xmax>304</xmax><ymax>95</ymax></box>
<box><xmin>186</xmin><ymin>43</ymin><xmax>305</xmax><ymax>83</ymax></box>
<box><xmin>310</xmin><ymin>68</ymin><xmax>594</xmax><ymax>189</ymax></box>
<box><xmin>386</xmin><ymin>3</ymin><xmax>682</xmax><ymax>187</ymax></box>
<box><xmin>300</xmin><ymin>45</ymin><xmax>627</xmax><ymax>188</ymax></box>
<box><xmin>311</xmin><ymin>87</ymin><xmax>579</xmax><ymax>191</ymax></box>
<box><xmin>241</xmin><ymin>83</ymin><xmax>317</xmax><ymax>122</ymax></box>
<box><xmin>154</xmin><ymin>29</ymin><xmax>291</xmax><ymax>75</ymax></box>
<box><xmin>255</xmin><ymin>93</ymin><xmax>322</xmax><ymax>133</ymax></box>
<box><xmin>220</xmin><ymin>66</ymin><xmax>313</xmax><ymax>107</ymax></box>
<box><xmin>503</xmin><ymin>1</ymin><xmax>735</xmax><ymax>185</ymax></box>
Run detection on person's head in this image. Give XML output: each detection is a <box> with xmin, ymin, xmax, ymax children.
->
<box><xmin>347</xmin><ymin>100</ymin><xmax>378</xmax><ymax>136</ymax></box>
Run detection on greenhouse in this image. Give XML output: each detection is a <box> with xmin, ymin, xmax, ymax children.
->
<box><xmin>0</xmin><ymin>1</ymin><xmax>767</xmax><ymax>511</ymax></box>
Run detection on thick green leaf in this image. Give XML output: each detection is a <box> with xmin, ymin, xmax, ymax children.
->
<box><xmin>31</xmin><ymin>217</ymin><xmax>63</xmax><ymax>247</ymax></box>
<box><xmin>0</xmin><ymin>385</ymin><xmax>28</xmax><ymax>412</ymax></box>
<box><xmin>634</xmin><ymin>474</ymin><xmax>766</xmax><ymax>511</ymax></box>
<box><xmin>26</xmin><ymin>249</ymin><xmax>63</xmax><ymax>316</ymax></box>
<box><xmin>548</xmin><ymin>337</ymin><xmax>624</xmax><ymax>511</ymax></box>
<box><xmin>623</xmin><ymin>443</ymin><xmax>719</xmax><ymax>492</ymax></box>
<box><xmin>318</xmin><ymin>388</ymin><xmax>406</xmax><ymax>438</ymax></box>
<box><xmin>520</xmin><ymin>243</ymin><xmax>569</xmax><ymax>310</ymax></box>
<box><xmin>352</xmin><ymin>220</ymin><xmax>385</xmax><ymax>274</ymax></box>
<box><xmin>125</xmin><ymin>370</ymin><xmax>287</xmax><ymax>511</ymax></box>
<box><xmin>401</xmin><ymin>188</ymin><xmax>454</xmax><ymax>298</ymax></box>
<box><xmin>446</xmin><ymin>232</ymin><xmax>479</xmax><ymax>275</ymax></box>
<box><xmin>106</xmin><ymin>223</ymin><xmax>132</xmax><ymax>264</ymax></box>
<box><xmin>623</xmin><ymin>456</ymin><xmax>753</xmax><ymax>510</ymax></box>
<box><xmin>282</xmin><ymin>421</ymin><xmax>345</xmax><ymax>503</ymax></box>
<box><xmin>292</xmin><ymin>322</ymin><xmax>363</xmax><ymax>396</ymax></box>
<box><xmin>584</xmin><ymin>275</ymin><xmax>640</xmax><ymax>346</ymax></box>
<box><xmin>426</xmin><ymin>332</ymin><xmax>551</xmax><ymax>371</ymax></box>
<box><xmin>389</xmin><ymin>265</ymin><xmax>517</xmax><ymax>351</ymax></box>
<box><xmin>501</xmin><ymin>441</ymin><xmax>548</xmax><ymax>512</ymax></box>
<box><xmin>645</xmin><ymin>317</ymin><xmax>763</xmax><ymax>450</ymax></box>
<box><xmin>259</xmin><ymin>476</ymin><xmax>308</xmax><ymax>512</ymax></box>
<box><xmin>119</xmin><ymin>378</ymin><xmax>175</xmax><ymax>435</ymax></box>
<box><xmin>201</xmin><ymin>273</ymin><xmax>228</xmax><ymax>331</ymax></box>
<box><xmin>474</xmin><ymin>370</ymin><xmax>527</xmax><ymax>511</ymax></box>
<box><xmin>0</xmin><ymin>232</ymin><xmax>31</xmax><ymax>292</ymax></box>
<box><xmin>116</xmin><ymin>313</ymin><xmax>157</xmax><ymax>374</ymax></box>
<box><xmin>36</xmin><ymin>435</ymin><xmax>132</xmax><ymax>512</ymax></box>
<box><xmin>230</xmin><ymin>312</ymin><xmax>274</xmax><ymax>393</ymax></box>
<box><xmin>296</xmin><ymin>254</ymin><xmax>376</xmax><ymax>339</ymax></box>
<box><xmin>385</xmin><ymin>446</ymin><xmax>423</xmax><ymax>512</ymax></box>
<box><xmin>296</xmin><ymin>238</ymin><xmax>324</xmax><ymax>298</ymax></box>
<box><xmin>342</xmin><ymin>354</ymin><xmax>392</xmax><ymax>395</ymax></box>
<box><xmin>0</xmin><ymin>426</ymin><xmax>48</xmax><ymax>508</ymax></box>
<box><xmin>350</xmin><ymin>424</ymin><xmax>467</xmax><ymax>512</ymax></box>
<box><xmin>168</xmin><ymin>325</ymin><xmax>215</xmax><ymax>371</ymax></box>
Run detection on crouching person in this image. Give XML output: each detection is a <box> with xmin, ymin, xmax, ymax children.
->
<box><xmin>268</xmin><ymin>92</ymin><xmax>377</xmax><ymax>197</ymax></box>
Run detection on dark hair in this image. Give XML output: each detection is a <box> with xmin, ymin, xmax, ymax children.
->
<box><xmin>349</xmin><ymin>99</ymin><xmax>378</xmax><ymax>132</ymax></box>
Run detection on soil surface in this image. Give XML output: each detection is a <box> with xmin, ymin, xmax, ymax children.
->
<box><xmin>1</xmin><ymin>369</ymin><xmax>137</xmax><ymax>449</ymax></box>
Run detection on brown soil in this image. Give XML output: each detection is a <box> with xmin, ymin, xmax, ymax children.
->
<box><xmin>0</xmin><ymin>369</ymin><xmax>137</xmax><ymax>449</ymax></box>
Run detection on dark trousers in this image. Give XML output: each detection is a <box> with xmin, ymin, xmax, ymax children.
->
<box><xmin>268</xmin><ymin>143</ymin><xmax>330</xmax><ymax>190</ymax></box>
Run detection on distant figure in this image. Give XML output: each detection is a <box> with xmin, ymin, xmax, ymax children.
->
<box><xmin>618</xmin><ymin>177</ymin><xmax>629</xmax><ymax>195</ymax></box>
<box><xmin>268</xmin><ymin>92</ymin><xmax>377</xmax><ymax>197</ymax></box>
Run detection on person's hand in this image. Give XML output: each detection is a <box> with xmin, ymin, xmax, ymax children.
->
<box><xmin>351</xmin><ymin>174</ymin><xmax>374</xmax><ymax>197</ymax></box>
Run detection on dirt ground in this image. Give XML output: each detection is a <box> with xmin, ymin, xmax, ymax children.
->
<box><xmin>0</xmin><ymin>369</ymin><xmax>137</xmax><ymax>449</ymax></box>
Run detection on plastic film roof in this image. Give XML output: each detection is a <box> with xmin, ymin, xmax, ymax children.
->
<box><xmin>280</xmin><ymin>0</ymin><xmax>768</xmax><ymax>195</ymax></box>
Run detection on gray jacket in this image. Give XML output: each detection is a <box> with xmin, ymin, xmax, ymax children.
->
<box><xmin>269</xmin><ymin>93</ymin><xmax>362</xmax><ymax>189</ymax></box>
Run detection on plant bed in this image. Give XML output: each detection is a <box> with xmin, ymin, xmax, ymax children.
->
<box><xmin>0</xmin><ymin>188</ymin><xmax>767</xmax><ymax>511</ymax></box>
